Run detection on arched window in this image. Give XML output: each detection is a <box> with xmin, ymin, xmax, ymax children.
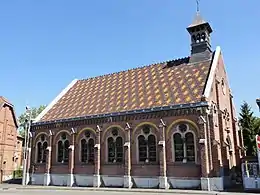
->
<box><xmin>196</xmin><ymin>34</ymin><xmax>201</xmax><ymax>43</ymax></box>
<box><xmin>173</xmin><ymin>123</ymin><xmax>196</xmax><ymax>163</ymax></box>
<box><xmin>36</xmin><ymin>134</ymin><xmax>48</xmax><ymax>163</ymax></box>
<box><xmin>81</xmin><ymin>131</ymin><xmax>95</xmax><ymax>163</ymax></box>
<box><xmin>173</xmin><ymin>133</ymin><xmax>184</xmax><ymax>162</ymax></box>
<box><xmin>201</xmin><ymin>32</ymin><xmax>206</xmax><ymax>41</ymax></box>
<box><xmin>107</xmin><ymin>128</ymin><xmax>123</xmax><ymax>163</ymax></box>
<box><xmin>57</xmin><ymin>132</ymin><xmax>70</xmax><ymax>163</ymax></box>
<box><xmin>138</xmin><ymin>125</ymin><xmax>157</xmax><ymax>163</ymax></box>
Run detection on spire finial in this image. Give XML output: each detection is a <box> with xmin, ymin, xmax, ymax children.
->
<box><xmin>196</xmin><ymin>0</ymin><xmax>200</xmax><ymax>13</ymax></box>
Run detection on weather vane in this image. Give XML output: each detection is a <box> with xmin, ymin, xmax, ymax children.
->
<box><xmin>196</xmin><ymin>0</ymin><xmax>200</xmax><ymax>13</ymax></box>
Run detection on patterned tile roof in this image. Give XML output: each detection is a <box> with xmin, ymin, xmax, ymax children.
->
<box><xmin>40</xmin><ymin>58</ymin><xmax>213</xmax><ymax>122</ymax></box>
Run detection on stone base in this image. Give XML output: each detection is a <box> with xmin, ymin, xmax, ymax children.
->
<box><xmin>201</xmin><ymin>177</ymin><xmax>224</xmax><ymax>191</ymax></box>
<box><xmin>44</xmin><ymin>173</ymin><xmax>51</xmax><ymax>186</ymax></box>
<box><xmin>159</xmin><ymin>176</ymin><xmax>169</xmax><ymax>189</ymax></box>
<box><xmin>93</xmin><ymin>174</ymin><xmax>101</xmax><ymax>188</ymax></box>
<box><xmin>124</xmin><ymin>175</ymin><xmax>133</xmax><ymax>188</ymax></box>
<box><xmin>67</xmin><ymin>174</ymin><xmax>75</xmax><ymax>187</ymax></box>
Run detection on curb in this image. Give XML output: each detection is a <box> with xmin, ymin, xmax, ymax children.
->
<box><xmin>0</xmin><ymin>186</ymin><xmax>219</xmax><ymax>195</ymax></box>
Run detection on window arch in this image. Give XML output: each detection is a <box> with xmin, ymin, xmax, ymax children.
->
<box><xmin>137</xmin><ymin>125</ymin><xmax>157</xmax><ymax>163</ymax></box>
<box><xmin>107</xmin><ymin>128</ymin><xmax>123</xmax><ymax>163</ymax></box>
<box><xmin>36</xmin><ymin>134</ymin><xmax>48</xmax><ymax>163</ymax></box>
<box><xmin>80</xmin><ymin>130</ymin><xmax>95</xmax><ymax>163</ymax></box>
<box><xmin>172</xmin><ymin>123</ymin><xmax>196</xmax><ymax>163</ymax></box>
<box><xmin>57</xmin><ymin>132</ymin><xmax>70</xmax><ymax>163</ymax></box>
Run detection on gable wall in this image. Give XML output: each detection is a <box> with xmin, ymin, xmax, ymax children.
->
<box><xmin>207</xmin><ymin>52</ymin><xmax>243</xmax><ymax>177</ymax></box>
<box><xmin>0</xmin><ymin>105</ymin><xmax>20</xmax><ymax>181</ymax></box>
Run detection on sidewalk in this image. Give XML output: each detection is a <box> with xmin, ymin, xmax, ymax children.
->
<box><xmin>0</xmin><ymin>184</ymin><xmax>258</xmax><ymax>195</ymax></box>
<box><xmin>0</xmin><ymin>184</ymin><xmax>219</xmax><ymax>194</ymax></box>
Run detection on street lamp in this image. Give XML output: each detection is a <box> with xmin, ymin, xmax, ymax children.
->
<box><xmin>22</xmin><ymin>106</ymin><xmax>32</xmax><ymax>186</ymax></box>
<box><xmin>256</xmin><ymin>99</ymin><xmax>260</xmax><ymax>111</ymax></box>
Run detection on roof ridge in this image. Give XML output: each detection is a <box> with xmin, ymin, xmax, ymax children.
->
<box><xmin>79</xmin><ymin>56</ymin><xmax>190</xmax><ymax>81</ymax></box>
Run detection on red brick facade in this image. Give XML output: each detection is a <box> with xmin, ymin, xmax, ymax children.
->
<box><xmin>29</xmin><ymin>14</ymin><xmax>244</xmax><ymax>191</ymax></box>
<box><xmin>0</xmin><ymin>96</ymin><xmax>23</xmax><ymax>182</ymax></box>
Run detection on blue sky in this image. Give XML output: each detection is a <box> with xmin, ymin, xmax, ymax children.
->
<box><xmin>1</xmin><ymin>0</ymin><xmax>260</xmax><ymax>117</ymax></box>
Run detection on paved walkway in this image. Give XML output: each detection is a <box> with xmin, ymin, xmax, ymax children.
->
<box><xmin>0</xmin><ymin>184</ymin><xmax>258</xmax><ymax>195</ymax></box>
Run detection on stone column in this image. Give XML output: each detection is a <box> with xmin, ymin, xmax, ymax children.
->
<box><xmin>198</xmin><ymin>114</ymin><xmax>210</xmax><ymax>191</ymax></box>
<box><xmin>67</xmin><ymin>128</ymin><xmax>76</xmax><ymax>187</ymax></box>
<box><xmin>93</xmin><ymin>125</ymin><xmax>101</xmax><ymax>187</ymax></box>
<box><xmin>123</xmin><ymin>123</ymin><xmax>132</xmax><ymax>188</ymax></box>
<box><xmin>44</xmin><ymin>130</ymin><xmax>53</xmax><ymax>186</ymax></box>
<box><xmin>158</xmin><ymin>120</ymin><xmax>169</xmax><ymax>189</ymax></box>
<box><xmin>25</xmin><ymin>134</ymin><xmax>33</xmax><ymax>185</ymax></box>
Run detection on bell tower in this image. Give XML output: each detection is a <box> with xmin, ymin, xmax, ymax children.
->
<box><xmin>187</xmin><ymin>1</ymin><xmax>213</xmax><ymax>63</ymax></box>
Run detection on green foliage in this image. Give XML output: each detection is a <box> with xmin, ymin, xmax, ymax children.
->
<box><xmin>239</xmin><ymin>101</ymin><xmax>260</xmax><ymax>156</ymax></box>
<box><xmin>18</xmin><ymin>105</ymin><xmax>47</xmax><ymax>138</ymax></box>
<box><xmin>13</xmin><ymin>168</ymin><xmax>23</xmax><ymax>178</ymax></box>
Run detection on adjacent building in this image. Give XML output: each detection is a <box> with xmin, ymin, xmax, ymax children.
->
<box><xmin>0</xmin><ymin>96</ymin><xmax>23</xmax><ymax>182</ymax></box>
<box><xmin>30</xmin><ymin>12</ymin><xmax>244</xmax><ymax>191</ymax></box>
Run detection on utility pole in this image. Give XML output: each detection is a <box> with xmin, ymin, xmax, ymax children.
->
<box><xmin>22</xmin><ymin>106</ymin><xmax>32</xmax><ymax>186</ymax></box>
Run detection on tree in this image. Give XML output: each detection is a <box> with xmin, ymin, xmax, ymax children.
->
<box><xmin>239</xmin><ymin>101</ymin><xmax>259</xmax><ymax>156</ymax></box>
<box><xmin>18</xmin><ymin>105</ymin><xmax>47</xmax><ymax>137</ymax></box>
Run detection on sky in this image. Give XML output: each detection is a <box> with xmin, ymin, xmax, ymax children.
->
<box><xmin>1</xmin><ymin>0</ymin><xmax>260</xmax><ymax>118</ymax></box>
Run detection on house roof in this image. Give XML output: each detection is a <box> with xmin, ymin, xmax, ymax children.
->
<box><xmin>0</xmin><ymin>96</ymin><xmax>18</xmax><ymax>128</ymax></box>
<box><xmin>37</xmin><ymin>55</ymin><xmax>214</xmax><ymax>123</ymax></box>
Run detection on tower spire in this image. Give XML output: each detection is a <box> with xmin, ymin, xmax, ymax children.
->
<box><xmin>186</xmin><ymin>0</ymin><xmax>213</xmax><ymax>63</ymax></box>
<box><xmin>196</xmin><ymin>0</ymin><xmax>200</xmax><ymax>13</ymax></box>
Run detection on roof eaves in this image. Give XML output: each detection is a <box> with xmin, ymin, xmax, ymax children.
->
<box><xmin>32</xmin><ymin>101</ymin><xmax>209</xmax><ymax>126</ymax></box>
<box><xmin>33</xmin><ymin>79</ymin><xmax>78</xmax><ymax>123</ymax></box>
<box><xmin>203</xmin><ymin>46</ymin><xmax>221</xmax><ymax>98</ymax></box>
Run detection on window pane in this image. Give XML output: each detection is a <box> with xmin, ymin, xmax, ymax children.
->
<box><xmin>116</xmin><ymin>137</ymin><xmax>123</xmax><ymax>163</ymax></box>
<box><xmin>148</xmin><ymin>135</ymin><xmax>156</xmax><ymax>162</ymax></box>
<box><xmin>174</xmin><ymin>133</ymin><xmax>184</xmax><ymax>162</ymax></box>
<box><xmin>138</xmin><ymin>135</ymin><xmax>147</xmax><ymax>162</ymax></box>
<box><xmin>64</xmin><ymin>140</ymin><xmax>70</xmax><ymax>163</ymax></box>
<box><xmin>186</xmin><ymin>132</ymin><xmax>195</xmax><ymax>162</ymax></box>
<box><xmin>57</xmin><ymin>141</ymin><xmax>63</xmax><ymax>163</ymax></box>
<box><xmin>37</xmin><ymin>142</ymin><xmax>42</xmax><ymax>163</ymax></box>
<box><xmin>81</xmin><ymin>139</ymin><xmax>87</xmax><ymax>162</ymax></box>
<box><xmin>108</xmin><ymin>137</ymin><xmax>115</xmax><ymax>162</ymax></box>
<box><xmin>88</xmin><ymin>138</ymin><xmax>95</xmax><ymax>163</ymax></box>
<box><xmin>42</xmin><ymin>142</ymin><xmax>48</xmax><ymax>163</ymax></box>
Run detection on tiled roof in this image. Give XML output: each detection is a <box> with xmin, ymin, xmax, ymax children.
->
<box><xmin>0</xmin><ymin>96</ymin><xmax>12</xmax><ymax>106</ymax></box>
<box><xmin>40</xmin><ymin>58</ymin><xmax>213</xmax><ymax>122</ymax></box>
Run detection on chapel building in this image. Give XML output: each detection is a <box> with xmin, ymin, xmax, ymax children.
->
<box><xmin>29</xmin><ymin>12</ymin><xmax>244</xmax><ymax>191</ymax></box>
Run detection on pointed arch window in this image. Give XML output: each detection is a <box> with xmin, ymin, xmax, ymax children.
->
<box><xmin>57</xmin><ymin>133</ymin><xmax>70</xmax><ymax>163</ymax></box>
<box><xmin>138</xmin><ymin>125</ymin><xmax>157</xmax><ymax>163</ymax></box>
<box><xmin>81</xmin><ymin>131</ymin><xmax>95</xmax><ymax>163</ymax></box>
<box><xmin>36</xmin><ymin>134</ymin><xmax>48</xmax><ymax>163</ymax></box>
<box><xmin>173</xmin><ymin>124</ymin><xmax>196</xmax><ymax>163</ymax></box>
<box><xmin>107</xmin><ymin>128</ymin><xmax>123</xmax><ymax>163</ymax></box>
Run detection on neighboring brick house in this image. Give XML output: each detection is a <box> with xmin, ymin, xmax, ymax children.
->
<box><xmin>0</xmin><ymin>96</ymin><xmax>23</xmax><ymax>182</ymax></box>
<box><xmin>30</xmin><ymin>12</ymin><xmax>243</xmax><ymax>191</ymax></box>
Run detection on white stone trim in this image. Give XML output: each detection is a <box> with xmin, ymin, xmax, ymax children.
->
<box><xmin>34</xmin><ymin>79</ymin><xmax>78</xmax><ymax>123</ymax></box>
<box><xmin>203</xmin><ymin>46</ymin><xmax>221</xmax><ymax>98</ymax></box>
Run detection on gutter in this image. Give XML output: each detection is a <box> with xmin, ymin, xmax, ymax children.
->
<box><xmin>32</xmin><ymin>101</ymin><xmax>209</xmax><ymax>126</ymax></box>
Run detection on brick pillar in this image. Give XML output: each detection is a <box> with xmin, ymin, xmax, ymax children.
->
<box><xmin>158</xmin><ymin>120</ymin><xmax>169</xmax><ymax>189</ymax></box>
<box><xmin>198</xmin><ymin>114</ymin><xmax>210</xmax><ymax>191</ymax></box>
<box><xmin>93</xmin><ymin>125</ymin><xmax>101</xmax><ymax>187</ymax></box>
<box><xmin>68</xmin><ymin>130</ymin><xmax>76</xmax><ymax>186</ymax></box>
<box><xmin>44</xmin><ymin>131</ymin><xmax>53</xmax><ymax>186</ymax></box>
<box><xmin>123</xmin><ymin>123</ymin><xmax>132</xmax><ymax>188</ymax></box>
